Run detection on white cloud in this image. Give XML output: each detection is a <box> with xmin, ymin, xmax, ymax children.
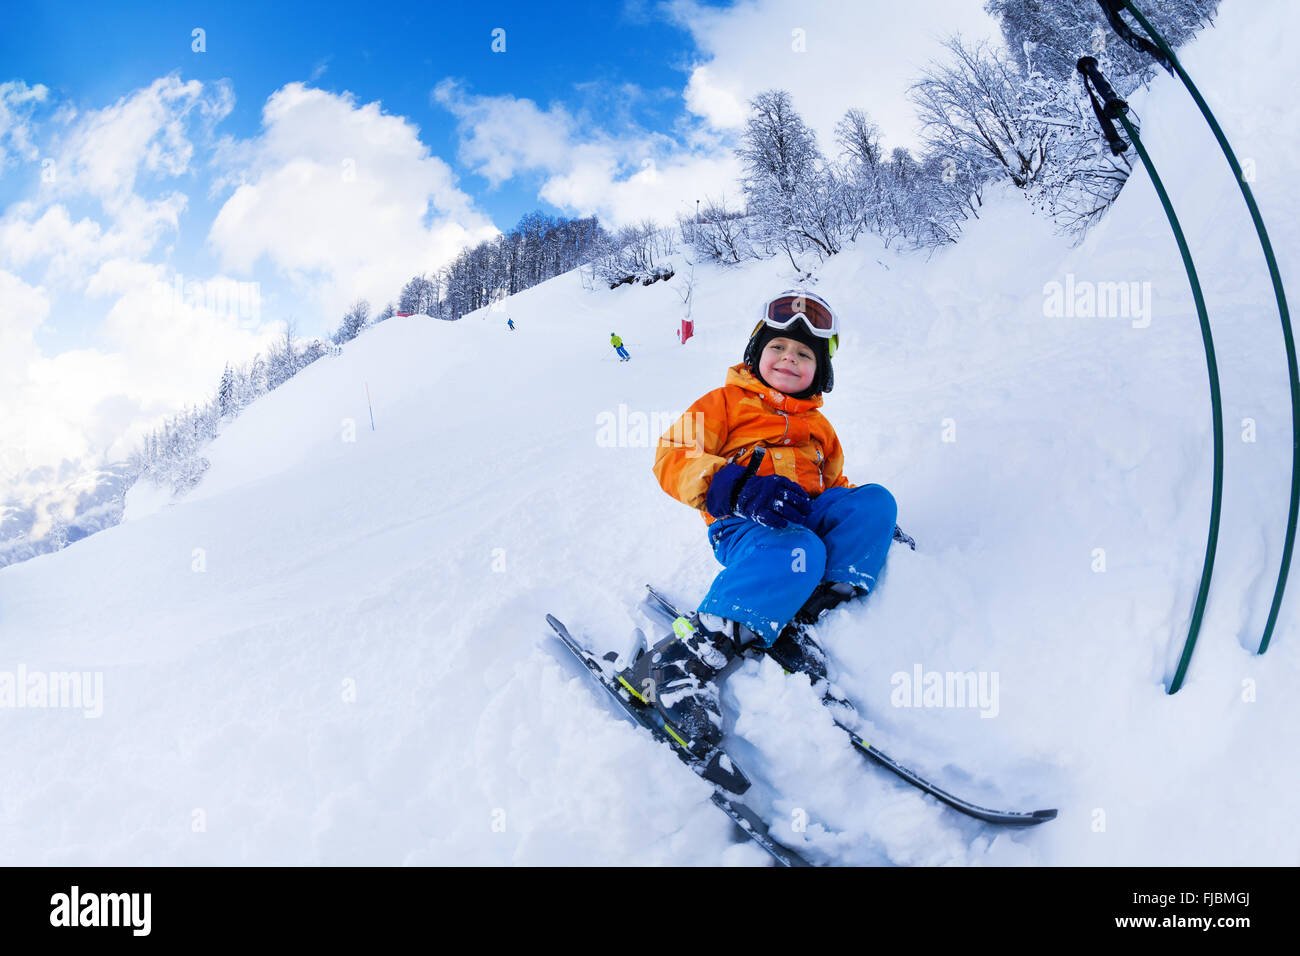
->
<box><xmin>0</xmin><ymin>79</ymin><xmax>49</xmax><ymax>169</ymax></box>
<box><xmin>0</xmin><ymin>268</ymin><xmax>117</xmax><ymax>485</ymax></box>
<box><xmin>663</xmin><ymin>0</ymin><xmax>1002</xmax><ymax>153</ymax></box>
<box><xmin>681</xmin><ymin>65</ymin><xmax>748</xmax><ymax>130</ymax></box>
<box><xmin>0</xmin><ymin>195</ymin><xmax>187</xmax><ymax>288</ymax></box>
<box><xmin>0</xmin><ymin>75</ymin><xmax>273</xmax><ymax>491</ymax></box>
<box><xmin>1</xmin><ymin>74</ymin><xmax>230</xmax><ymax>291</ymax></box>
<box><xmin>433</xmin><ymin>79</ymin><xmax>580</xmax><ymax>188</ymax></box>
<box><xmin>47</xmin><ymin>74</ymin><xmax>230</xmax><ymax>207</ymax></box>
<box><xmin>0</xmin><ymin>268</ymin><xmax>48</xmax><ymax>383</ymax></box>
<box><xmin>89</xmin><ymin>257</ymin><xmax>278</xmax><ymax>403</ymax></box>
<box><xmin>207</xmin><ymin>82</ymin><xmax>499</xmax><ymax>317</ymax></box>
<box><xmin>0</xmin><ymin>258</ymin><xmax>279</xmax><ymax>489</ymax></box>
<box><xmin>540</xmin><ymin>146</ymin><xmax>744</xmax><ymax>225</ymax></box>
<box><xmin>433</xmin><ymin>79</ymin><xmax>741</xmax><ymax>227</ymax></box>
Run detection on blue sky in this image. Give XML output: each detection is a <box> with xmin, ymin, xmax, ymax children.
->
<box><xmin>0</xmin><ymin>0</ymin><xmax>701</xmax><ymax>228</ymax></box>
<box><xmin>0</xmin><ymin>0</ymin><xmax>998</xmax><ymax>489</ymax></box>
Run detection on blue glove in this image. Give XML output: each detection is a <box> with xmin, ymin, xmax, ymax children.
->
<box><xmin>736</xmin><ymin>474</ymin><xmax>812</xmax><ymax>529</ymax></box>
<box><xmin>705</xmin><ymin>462</ymin><xmax>750</xmax><ymax>520</ymax></box>
<box><xmin>706</xmin><ymin>454</ymin><xmax>811</xmax><ymax>529</ymax></box>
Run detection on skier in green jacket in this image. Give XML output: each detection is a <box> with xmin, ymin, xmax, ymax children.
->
<box><xmin>610</xmin><ymin>332</ymin><xmax>630</xmax><ymax>362</ymax></box>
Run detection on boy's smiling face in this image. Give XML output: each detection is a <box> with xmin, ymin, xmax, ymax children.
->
<box><xmin>759</xmin><ymin>336</ymin><xmax>817</xmax><ymax>394</ymax></box>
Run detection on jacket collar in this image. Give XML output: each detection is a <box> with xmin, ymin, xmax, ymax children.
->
<box><xmin>726</xmin><ymin>363</ymin><xmax>823</xmax><ymax>413</ymax></box>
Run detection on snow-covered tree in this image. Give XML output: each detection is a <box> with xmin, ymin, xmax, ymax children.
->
<box><xmin>834</xmin><ymin>108</ymin><xmax>887</xmax><ymax>241</ymax></box>
<box><xmin>399</xmin><ymin>275</ymin><xmax>437</xmax><ymax>316</ymax></box>
<box><xmin>584</xmin><ymin>220</ymin><xmax>676</xmax><ymax>288</ymax></box>
<box><xmin>972</xmin><ymin>0</ymin><xmax>1219</xmax><ymax>234</ymax></box>
<box><xmin>333</xmin><ymin>300</ymin><xmax>370</xmax><ymax>344</ymax></box>
<box><xmin>267</xmin><ymin>321</ymin><xmax>301</xmax><ymax>390</ymax></box>
<box><xmin>383</xmin><ymin>214</ymin><xmax>605</xmax><ymax>321</ymax></box>
<box><xmin>298</xmin><ymin>338</ymin><xmax>327</xmax><ymax>365</ymax></box>
<box><xmin>739</xmin><ymin>89</ymin><xmax>827</xmax><ymax>266</ymax></box>
<box><xmin>986</xmin><ymin>0</ymin><xmax>1220</xmax><ymax>89</ymax></box>
<box><xmin>217</xmin><ymin>364</ymin><xmax>236</xmax><ymax>417</ymax></box>
<box><xmin>679</xmin><ymin>196</ymin><xmax>756</xmax><ymax>265</ymax></box>
<box><xmin>910</xmin><ymin>36</ymin><xmax>1051</xmax><ymax>190</ymax></box>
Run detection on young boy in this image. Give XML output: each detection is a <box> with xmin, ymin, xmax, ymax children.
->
<box><xmin>650</xmin><ymin>290</ymin><xmax>898</xmax><ymax>755</ymax></box>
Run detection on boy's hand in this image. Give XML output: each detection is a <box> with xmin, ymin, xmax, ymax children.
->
<box><xmin>706</xmin><ymin>461</ymin><xmax>811</xmax><ymax>529</ymax></box>
<box><xmin>735</xmin><ymin>475</ymin><xmax>812</xmax><ymax>529</ymax></box>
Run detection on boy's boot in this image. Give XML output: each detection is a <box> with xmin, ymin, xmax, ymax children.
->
<box><xmin>647</xmin><ymin>613</ymin><xmax>754</xmax><ymax>761</ymax></box>
<box><xmin>766</xmin><ymin>624</ymin><xmax>829</xmax><ymax>682</ymax></box>
<box><xmin>793</xmin><ymin>581</ymin><xmax>865</xmax><ymax>627</ymax></box>
<box><xmin>765</xmin><ymin>582</ymin><xmax>865</xmax><ymax>696</ymax></box>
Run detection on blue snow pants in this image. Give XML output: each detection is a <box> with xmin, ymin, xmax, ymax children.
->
<box><xmin>698</xmin><ymin>484</ymin><xmax>898</xmax><ymax>646</ymax></box>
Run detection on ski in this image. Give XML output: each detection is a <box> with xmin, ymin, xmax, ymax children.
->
<box><xmin>644</xmin><ymin>585</ymin><xmax>1058</xmax><ymax>827</ymax></box>
<box><xmin>545</xmin><ymin>613</ymin><xmax>813</xmax><ymax>866</ymax></box>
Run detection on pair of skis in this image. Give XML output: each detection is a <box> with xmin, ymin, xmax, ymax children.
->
<box><xmin>546</xmin><ymin>585</ymin><xmax>1056</xmax><ymax>866</ymax></box>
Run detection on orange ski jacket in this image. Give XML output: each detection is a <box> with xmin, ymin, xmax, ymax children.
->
<box><xmin>653</xmin><ymin>363</ymin><xmax>853</xmax><ymax>525</ymax></box>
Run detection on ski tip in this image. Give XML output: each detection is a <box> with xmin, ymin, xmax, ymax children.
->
<box><xmin>544</xmin><ymin>614</ymin><xmax>575</xmax><ymax>643</ymax></box>
<box><xmin>985</xmin><ymin>807</ymin><xmax>1057</xmax><ymax>826</ymax></box>
<box><xmin>1004</xmin><ymin>808</ymin><xmax>1057</xmax><ymax>826</ymax></box>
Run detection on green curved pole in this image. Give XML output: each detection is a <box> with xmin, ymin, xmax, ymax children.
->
<box><xmin>1115</xmin><ymin>111</ymin><xmax>1225</xmax><ymax>693</ymax></box>
<box><xmin>1079</xmin><ymin>55</ymin><xmax>1226</xmax><ymax>694</ymax></box>
<box><xmin>1117</xmin><ymin>1</ymin><xmax>1299</xmax><ymax>656</ymax></box>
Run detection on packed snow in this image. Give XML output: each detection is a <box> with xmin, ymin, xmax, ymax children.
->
<box><xmin>2</xmin><ymin>0</ymin><xmax>1298</xmax><ymax>864</ymax></box>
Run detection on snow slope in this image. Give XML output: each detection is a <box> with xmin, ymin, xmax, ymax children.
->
<box><xmin>3</xmin><ymin>0</ymin><xmax>1299</xmax><ymax>865</ymax></box>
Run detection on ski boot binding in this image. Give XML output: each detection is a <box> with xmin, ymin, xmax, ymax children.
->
<box><xmin>636</xmin><ymin>613</ymin><xmax>744</xmax><ymax>764</ymax></box>
<box><xmin>763</xmin><ymin>582</ymin><xmax>865</xmax><ymax>705</ymax></box>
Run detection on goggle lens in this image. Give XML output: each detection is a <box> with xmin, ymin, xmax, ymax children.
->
<box><xmin>766</xmin><ymin>295</ymin><xmax>835</xmax><ymax>331</ymax></box>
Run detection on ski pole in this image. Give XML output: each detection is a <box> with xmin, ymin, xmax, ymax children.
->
<box><xmin>365</xmin><ymin>382</ymin><xmax>375</xmax><ymax>432</ymax></box>
<box><xmin>1097</xmin><ymin>1</ymin><xmax>1298</xmax><ymax>658</ymax></box>
<box><xmin>1078</xmin><ymin>57</ymin><xmax>1225</xmax><ymax>695</ymax></box>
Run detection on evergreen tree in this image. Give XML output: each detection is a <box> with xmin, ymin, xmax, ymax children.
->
<box><xmin>217</xmin><ymin>364</ymin><xmax>236</xmax><ymax>417</ymax></box>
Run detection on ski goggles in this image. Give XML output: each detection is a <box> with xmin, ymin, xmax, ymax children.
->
<box><xmin>751</xmin><ymin>291</ymin><xmax>839</xmax><ymax>358</ymax></box>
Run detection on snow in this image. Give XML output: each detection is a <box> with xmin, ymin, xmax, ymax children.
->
<box><xmin>3</xmin><ymin>0</ymin><xmax>1300</xmax><ymax>864</ymax></box>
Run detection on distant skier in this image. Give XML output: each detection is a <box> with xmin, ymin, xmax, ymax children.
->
<box><xmin>610</xmin><ymin>332</ymin><xmax>630</xmax><ymax>361</ymax></box>
<box><xmin>649</xmin><ymin>290</ymin><xmax>898</xmax><ymax>753</ymax></box>
<box><xmin>507</xmin><ymin>318</ymin><xmax>516</xmax><ymax>331</ymax></box>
